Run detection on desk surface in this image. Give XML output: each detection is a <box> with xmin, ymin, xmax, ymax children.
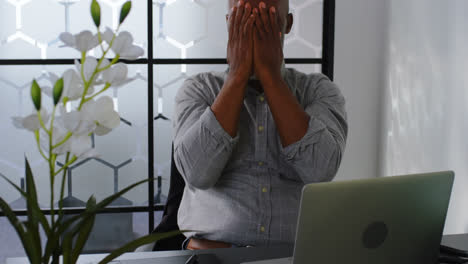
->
<box><xmin>6</xmin><ymin>234</ymin><xmax>468</xmax><ymax>264</ymax></box>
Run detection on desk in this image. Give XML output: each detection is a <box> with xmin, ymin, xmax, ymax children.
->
<box><xmin>6</xmin><ymin>234</ymin><xmax>468</xmax><ymax>264</ymax></box>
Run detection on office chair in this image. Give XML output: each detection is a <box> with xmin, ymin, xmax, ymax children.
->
<box><xmin>150</xmin><ymin>144</ymin><xmax>187</xmax><ymax>251</ymax></box>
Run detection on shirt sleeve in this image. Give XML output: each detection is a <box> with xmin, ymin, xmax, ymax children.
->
<box><xmin>280</xmin><ymin>74</ymin><xmax>348</xmax><ymax>184</ymax></box>
<box><xmin>173</xmin><ymin>76</ymin><xmax>239</xmax><ymax>190</ymax></box>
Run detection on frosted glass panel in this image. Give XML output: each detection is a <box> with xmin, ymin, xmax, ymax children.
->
<box><xmin>153</xmin><ymin>0</ymin><xmax>323</xmax><ymax>58</ymax></box>
<box><xmin>0</xmin><ymin>65</ymin><xmax>149</xmax><ymax>208</ymax></box>
<box><xmin>0</xmin><ymin>0</ymin><xmax>148</xmax><ymax>59</ymax></box>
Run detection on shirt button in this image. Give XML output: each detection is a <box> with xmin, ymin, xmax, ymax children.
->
<box><xmin>262</xmin><ymin>187</ymin><xmax>268</xmax><ymax>193</ymax></box>
<box><xmin>259</xmin><ymin>96</ymin><xmax>265</xmax><ymax>102</ymax></box>
<box><xmin>258</xmin><ymin>126</ymin><xmax>264</xmax><ymax>132</ymax></box>
<box><xmin>260</xmin><ymin>226</ymin><xmax>266</xmax><ymax>232</ymax></box>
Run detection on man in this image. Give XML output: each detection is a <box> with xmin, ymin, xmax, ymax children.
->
<box><xmin>173</xmin><ymin>0</ymin><xmax>347</xmax><ymax>249</ymax></box>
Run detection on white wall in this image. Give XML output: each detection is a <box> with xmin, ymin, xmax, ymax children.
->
<box><xmin>334</xmin><ymin>0</ymin><xmax>467</xmax><ymax>234</ymax></box>
<box><xmin>334</xmin><ymin>0</ymin><xmax>388</xmax><ymax>181</ymax></box>
<box><xmin>381</xmin><ymin>0</ymin><xmax>468</xmax><ymax>234</ymax></box>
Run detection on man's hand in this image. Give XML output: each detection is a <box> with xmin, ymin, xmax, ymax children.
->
<box><xmin>227</xmin><ymin>0</ymin><xmax>256</xmax><ymax>84</ymax></box>
<box><xmin>210</xmin><ymin>1</ymin><xmax>255</xmax><ymax>138</ymax></box>
<box><xmin>253</xmin><ymin>3</ymin><xmax>284</xmax><ymax>84</ymax></box>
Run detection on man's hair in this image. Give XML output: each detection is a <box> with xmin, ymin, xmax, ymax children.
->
<box><xmin>227</xmin><ymin>0</ymin><xmax>290</xmax><ymax>13</ymax></box>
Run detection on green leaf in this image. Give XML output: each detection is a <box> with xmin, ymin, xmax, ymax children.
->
<box><xmin>43</xmin><ymin>232</ymin><xmax>60</xmax><ymax>264</ymax></box>
<box><xmin>86</xmin><ymin>195</ymin><xmax>97</xmax><ymax>210</ymax></box>
<box><xmin>0</xmin><ymin>198</ymin><xmax>38</xmax><ymax>263</ymax></box>
<box><xmin>71</xmin><ymin>198</ymin><xmax>96</xmax><ymax>263</ymax></box>
<box><xmin>57</xmin><ymin>178</ymin><xmax>151</xmax><ymax>239</ymax></box>
<box><xmin>91</xmin><ymin>0</ymin><xmax>101</xmax><ymax>27</ymax></box>
<box><xmin>62</xmin><ymin>230</ymin><xmax>73</xmax><ymax>264</ymax></box>
<box><xmin>31</xmin><ymin>79</ymin><xmax>41</xmax><ymax>111</ymax></box>
<box><xmin>24</xmin><ymin>158</ymin><xmax>42</xmax><ymax>263</ymax></box>
<box><xmin>61</xmin><ymin>196</ymin><xmax>97</xmax><ymax>264</ymax></box>
<box><xmin>98</xmin><ymin>231</ymin><xmax>183</xmax><ymax>264</ymax></box>
<box><xmin>119</xmin><ymin>1</ymin><xmax>132</xmax><ymax>24</ymax></box>
<box><xmin>0</xmin><ymin>173</ymin><xmax>50</xmax><ymax>236</ymax></box>
<box><xmin>53</xmin><ymin>78</ymin><xmax>64</xmax><ymax>105</ymax></box>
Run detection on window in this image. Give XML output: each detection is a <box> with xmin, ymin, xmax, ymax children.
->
<box><xmin>0</xmin><ymin>0</ymin><xmax>334</xmax><ymax>259</ymax></box>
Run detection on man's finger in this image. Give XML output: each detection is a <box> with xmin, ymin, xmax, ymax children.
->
<box><xmin>244</xmin><ymin>13</ymin><xmax>255</xmax><ymax>37</ymax></box>
<box><xmin>259</xmin><ymin>2</ymin><xmax>271</xmax><ymax>33</ymax></box>
<box><xmin>269</xmin><ymin>6</ymin><xmax>280</xmax><ymax>37</ymax></box>
<box><xmin>235</xmin><ymin>0</ymin><xmax>245</xmax><ymax>36</ymax></box>
<box><xmin>228</xmin><ymin>6</ymin><xmax>237</xmax><ymax>39</ymax></box>
<box><xmin>254</xmin><ymin>8</ymin><xmax>266</xmax><ymax>39</ymax></box>
<box><xmin>253</xmin><ymin>26</ymin><xmax>261</xmax><ymax>44</ymax></box>
<box><xmin>240</xmin><ymin>2</ymin><xmax>252</xmax><ymax>33</ymax></box>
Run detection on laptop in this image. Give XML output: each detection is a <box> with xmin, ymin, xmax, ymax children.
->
<box><xmin>242</xmin><ymin>171</ymin><xmax>454</xmax><ymax>264</ymax></box>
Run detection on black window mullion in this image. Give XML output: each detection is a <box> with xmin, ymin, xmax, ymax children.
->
<box><xmin>147</xmin><ymin>0</ymin><xmax>155</xmax><ymax>234</ymax></box>
<box><xmin>322</xmin><ymin>0</ymin><xmax>336</xmax><ymax>80</ymax></box>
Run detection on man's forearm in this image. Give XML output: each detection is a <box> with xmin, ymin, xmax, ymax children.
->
<box><xmin>211</xmin><ymin>75</ymin><xmax>248</xmax><ymax>137</ymax></box>
<box><xmin>262</xmin><ymin>76</ymin><xmax>310</xmax><ymax>147</ymax></box>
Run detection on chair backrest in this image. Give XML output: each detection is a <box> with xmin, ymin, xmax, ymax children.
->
<box><xmin>151</xmin><ymin>144</ymin><xmax>186</xmax><ymax>250</ymax></box>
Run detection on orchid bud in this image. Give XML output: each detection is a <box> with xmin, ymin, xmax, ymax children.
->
<box><xmin>53</xmin><ymin>78</ymin><xmax>64</xmax><ymax>105</ymax></box>
<box><xmin>31</xmin><ymin>79</ymin><xmax>41</xmax><ymax>111</ymax></box>
<box><xmin>119</xmin><ymin>1</ymin><xmax>132</xmax><ymax>25</ymax></box>
<box><xmin>91</xmin><ymin>0</ymin><xmax>101</xmax><ymax>28</ymax></box>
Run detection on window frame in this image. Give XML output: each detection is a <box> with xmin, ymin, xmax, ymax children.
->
<box><xmin>0</xmin><ymin>0</ymin><xmax>335</xmax><ymax>235</ymax></box>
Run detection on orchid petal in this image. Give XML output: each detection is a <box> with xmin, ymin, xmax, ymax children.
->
<box><xmin>83</xmin><ymin>56</ymin><xmax>98</xmax><ymax>81</ymax></box>
<box><xmin>102</xmin><ymin>27</ymin><xmax>114</xmax><ymax>44</ymax></box>
<box><xmin>75</xmin><ymin>31</ymin><xmax>98</xmax><ymax>52</ymax></box>
<box><xmin>63</xmin><ymin>69</ymin><xmax>84</xmax><ymax>100</ymax></box>
<box><xmin>102</xmin><ymin>63</ymin><xmax>128</xmax><ymax>85</ymax></box>
<box><xmin>120</xmin><ymin>45</ymin><xmax>144</xmax><ymax>60</ymax></box>
<box><xmin>59</xmin><ymin>32</ymin><xmax>75</xmax><ymax>47</ymax></box>
<box><xmin>112</xmin><ymin>31</ymin><xmax>133</xmax><ymax>54</ymax></box>
<box><xmin>94</xmin><ymin>125</ymin><xmax>112</xmax><ymax>136</ymax></box>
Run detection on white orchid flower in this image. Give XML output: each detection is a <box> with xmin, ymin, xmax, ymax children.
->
<box><xmin>42</xmin><ymin>70</ymin><xmax>86</xmax><ymax>102</ymax></box>
<box><xmin>38</xmin><ymin>124</ymin><xmax>71</xmax><ymax>155</ymax></box>
<box><xmin>12</xmin><ymin>109</ymin><xmax>49</xmax><ymax>132</ymax></box>
<box><xmin>81</xmin><ymin>96</ymin><xmax>120</xmax><ymax>136</ymax></box>
<box><xmin>101</xmin><ymin>63</ymin><xmax>134</xmax><ymax>87</ymax></box>
<box><xmin>102</xmin><ymin>27</ymin><xmax>114</xmax><ymax>44</ymax></box>
<box><xmin>108</xmin><ymin>31</ymin><xmax>144</xmax><ymax>60</ymax></box>
<box><xmin>37</xmin><ymin>122</ymin><xmax>97</xmax><ymax>158</ymax></box>
<box><xmin>59</xmin><ymin>30</ymin><xmax>99</xmax><ymax>53</ymax></box>
<box><xmin>59</xmin><ymin>31</ymin><xmax>99</xmax><ymax>52</ymax></box>
<box><xmin>62</xmin><ymin>69</ymin><xmax>86</xmax><ymax>100</ymax></box>
<box><xmin>69</xmin><ymin>135</ymin><xmax>99</xmax><ymax>159</ymax></box>
<box><xmin>74</xmin><ymin>56</ymin><xmax>110</xmax><ymax>90</ymax></box>
<box><xmin>60</xmin><ymin>110</ymin><xmax>96</xmax><ymax>136</ymax></box>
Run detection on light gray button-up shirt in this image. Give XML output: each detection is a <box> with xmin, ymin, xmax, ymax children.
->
<box><xmin>174</xmin><ymin>67</ymin><xmax>347</xmax><ymax>247</ymax></box>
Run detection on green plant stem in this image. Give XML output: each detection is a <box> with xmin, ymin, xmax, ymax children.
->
<box><xmin>34</xmin><ymin>130</ymin><xmax>48</xmax><ymax>161</ymax></box>
<box><xmin>49</xmin><ymin>106</ymin><xmax>58</xmax><ymax>228</ymax></box>
<box><xmin>37</xmin><ymin>111</ymin><xmax>50</xmax><ymax>135</ymax></box>
<box><xmin>96</xmin><ymin>55</ymin><xmax>120</xmax><ymax>73</ymax></box>
<box><xmin>54</xmin><ymin>156</ymin><xmax>77</xmax><ymax>177</ymax></box>
<box><xmin>52</xmin><ymin>132</ymin><xmax>72</xmax><ymax>150</ymax></box>
<box><xmin>97</xmin><ymin>31</ymin><xmax>105</xmax><ymax>54</ymax></box>
<box><xmin>84</xmin><ymin>83</ymin><xmax>111</xmax><ymax>103</ymax></box>
<box><xmin>78</xmin><ymin>25</ymin><xmax>120</xmax><ymax>111</ymax></box>
<box><xmin>58</xmin><ymin>152</ymin><xmax>70</xmax><ymax>218</ymax></box>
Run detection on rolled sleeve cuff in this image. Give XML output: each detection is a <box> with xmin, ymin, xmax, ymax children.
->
<box><xmin>280</xmin><ymin>116</ymin><xmax>327</xmax><ymax>160</ymax></box>
<box><xmin>200</xmin><ymin>106</ymin><xmax>239</xmax><ymax>150</ymax></box>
